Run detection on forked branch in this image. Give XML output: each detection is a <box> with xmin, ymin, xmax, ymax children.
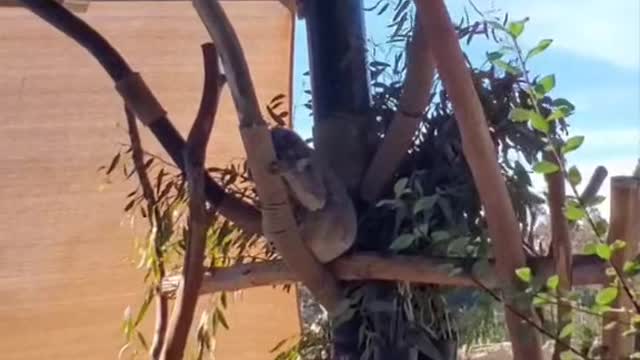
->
<box><xmin>18</xmin><ymin>0</ymin><xmax>263</xmax><ymax>236</ymax></box>
<box><xmin>192</xmin><ymin>0</ymin><xmax>343</xmax><ymax>311</ymax></box>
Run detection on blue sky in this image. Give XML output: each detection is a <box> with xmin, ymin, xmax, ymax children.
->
<box><xmin>291</xmin><ymin>0</ymin><xmax>640</xmax><ymax>217</ymax></box>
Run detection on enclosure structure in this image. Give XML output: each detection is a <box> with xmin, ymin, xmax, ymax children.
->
<box><xmin>0</xmin><ymin>1</ymin><xmax>299</xmax><ymax>359</ymax></box>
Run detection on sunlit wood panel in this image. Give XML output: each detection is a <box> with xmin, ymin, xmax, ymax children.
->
<box><xmin>0</xmin><ymin>2</ymin><xmax>298</xmax><ymax>359</ymax></box>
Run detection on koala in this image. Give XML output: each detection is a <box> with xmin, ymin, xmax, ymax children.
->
<box><xmin>270</xmin><ymin>127</ymin><xmax>357</xmax><ymax>263</ymax></box>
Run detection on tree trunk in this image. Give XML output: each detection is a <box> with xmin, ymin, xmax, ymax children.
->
<box><xmin>303</xmin><ymin>1</ymin><xmax>455</xmax><ymax>358</ymax></box>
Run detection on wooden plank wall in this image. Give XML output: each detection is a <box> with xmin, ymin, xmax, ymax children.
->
<box><xmin>0</xmin><ymin>2</ymin><xmax>299</xmax><ymax>359</ymax></box>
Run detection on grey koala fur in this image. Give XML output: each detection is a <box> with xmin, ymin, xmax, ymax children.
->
<box><xmin>270</xmin><ymin>127</ymin><xmax>357</xmax><ymax>263</ymax></box>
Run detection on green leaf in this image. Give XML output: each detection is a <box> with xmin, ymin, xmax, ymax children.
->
<box><xmin>430</xmin><ymin>230</ymin><xmax>450</xmax><ymax>242</ymax></box>
<box><xmin>533</xmin><ymin>292</ymin><xmax>552</xmax><ymax>307</ymax></box>
<box><xmin>547</xmin><ymin>109</ymin><xmax>566</xmax><ymax>122</ymax></box>
<box><xmin>595</xmin><ymin>244</ymin><xmax>612</xmax><ymax>261</ymax></box>
<box><xmin>584</xmin><ymin>243</ymin><xmax>598</xmax><ymax>255</ymax></box>
<box><xmin>515</xmin><ymin>267</ymin><xmax>532</xmax><ymax>283</ymax></box>
<box><xmin>596</xmin><ymin>287</ymin><xmax>619</xmax><ymax>306</ymax></box>
<box><xmin>508</xmin><ymin>19</ymin><xmax>527</xmax><ymax>38</ymax></box>
<box><xmin>561</xmin><ymin>136</ymin><xmax>585</xmax><ymax>154</ymax></box>
<box><xmin>394</xmin><ymin>178</ymin><xmax>409</xmax><ymax>198</ymax></box>
<box><xmin>560</xmin><ymin>350</ymin><xmax>577</xmax><ymax>360</ymax></box>
<box><xmin>534</xmin><ymin>74</ymin><xmax>556</xmax><ymax>96</ymax></box>
<box><xmin>491</xmin><ymin>59</ymin><xmax>522</xmax><ymax>75</ymax></box>
<box><xmin>568</xmin><ymin>166</ymin><xmax>582</xmax><ymax>186</ymax></box>
<box><xmin>390</xmin><ymin>233</ymin><xmax>416</xmax><ymax>250</ymax></box>
<box><xmin>530</xmin><ymin>112</ymin><xmax>550</xmax><ymax>134</ymax></box>
<box><xmin>413</xmin><ymin>195</ymin><xmax>438</xmax><ymax>214</ymax></box>
<box><xmin>559</xmin><ymin>322</ymin><xmax>575</xmax><ymax>339</ymax></box>
<box><xmin>611</xmin><ymin>239</ymin><xmax>627</xmax><ymax>251</ymax></box>
<box><xmin>552</xmin><ymin>98</ymin><xmax>576</xmax><ymax>115</ymax></box>
<box><xmin>564</xmin><ymin>204</ymin><xmax>587</xmax><ymax>221</ymax></box>
<box><xmin>509</xmin><ymin>107</ymin><xmax>534</xmax><ymax>122</ymax></box>
<box><xmin>624</xmin><ymin>260</ymin><xmax>640</xmax><ymax>276</ymax></box>
<box><xmin>486</xmin><ymin>51</ymin><xmax>503</xmax><ymax>61</ymax></box>
<box><xmin>216</xmin><ymin>308</ymin><xmax>229</xmax><ymax>330</ymax></box>
<box><xmin>526</xmin><ymin>39</ymin><xmax>553</xmax><ymax>60</ymax></box>
<box><xmin>533</xmin><ymin>160</ymin><xmax>560</xmax><ymax>174</ymax></box>
<box><xmin>546</xmin><ymin>275</ymin><xmax>560</xmax><ymax>291</ymax></box>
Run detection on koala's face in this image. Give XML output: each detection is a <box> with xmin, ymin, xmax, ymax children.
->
<box><xmin>270</xmin><ymin>127</ymin><xmax>327</xmax><ymax>210</ymax></box>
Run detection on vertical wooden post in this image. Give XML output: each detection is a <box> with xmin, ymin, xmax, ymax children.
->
<box><xmin>414</xmin><ymin>1</ymin><xmax>543</xmax><ymax>359</ymax></box>
<box><xmin>602</xmin><ymin>176</ymin><xmax>640</xmax><ymax>359</ymax></box>
<box><xmin>543</xmin><ymin>152</ymin><xmax>573</xmax><ymax>360</ymax></box>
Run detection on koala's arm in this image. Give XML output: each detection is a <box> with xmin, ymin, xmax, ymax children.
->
<box><xmin>298</xmin><ymin>169</ymin><xmax>357</xmax><ymax>263</ymax></box>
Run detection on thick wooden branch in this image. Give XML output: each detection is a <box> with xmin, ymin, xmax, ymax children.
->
<box><xmin>580</xmin><ymin>166</ymin><xmax>608</xmax><ymax>205</ymax></box>
<box><xmin>192</xmin><ymin>0</ymin><xmax>343</xmax><ymax>311</ymax></box>
<box><xmin>160</xmin><ymin>253</ymin><xmax>608</xmax><ymax>296</ymax></box>
<box><xmin>160</xmin><ymin>43</ymin><xmax>221</xmax><ymax>360</ymax></box>
<box><xmin>414</xmin><ymin>1</ymin><xmax>543</xmax><ymax>358</ymax></box>
<box><xmin>19</xmin><ymin>0</ymin><xmax>262</xmax><ymax>236</ymax></box>
<box><xmin>602</xmin><ymin>176</ymin><xmax>640</xmax><ymax>358</ymax></box>
<box><xmin>543</xmin><ymin>152</ymin><xmax>572</xmax><ymax>360</ymax></box>
<box><xmin>360</xmin><ymin>15</ymin><xmax>436</xmax><ymax>203</ymax></box>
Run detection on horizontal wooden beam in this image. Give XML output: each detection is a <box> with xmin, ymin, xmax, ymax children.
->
<box><xmin>161</xmin><ymin>253</ymin><xmax>608</xmax><ymax>296</ymax></box>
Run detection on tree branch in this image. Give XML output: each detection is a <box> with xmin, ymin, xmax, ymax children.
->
<box><xmin>414</xmin><ymin>1</ymin><xmax>543</xmax><ymax>358</ymax></box>
<box><xmin>193</xmin><ymin>0</ymin><xmax>343</xmax><ymax>311</ymax></box>
<box><xmin>18</xmin><ymin>0</ymin><xmax>262</xmax><ymax>236</ymax></box>
<box><xmin>579</xmin><ymin>165</ymin><xmax>608</xmax><ymax>205</ymax></box>
<box><xmin>160</xmin><ymin>253</ymin><xmax>608</xmax><ymax>296</ymax></box>
<box><xmin>160</xmin><ymin>43</ymin><xmax>221</xmax><ymax>360</ymax></box>
<box><xmin>124</xmin><ymin>106</ymin><xmax>169</xmax><ymax>359</ymax></box>
<box><xmin>360</xmin><ymin>15</ymin><xmax>436</xmax><ymax>203</ymax></box>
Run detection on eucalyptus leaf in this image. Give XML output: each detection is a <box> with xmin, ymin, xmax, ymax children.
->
<box><xmin>526</xmin><ymin>39</ymin><xmax>553</xmax><ymax>60</ymax></box>
<box><xmin>491</xmin><ymin>59</ymin><xmax>522</xmax><ymax>75</ymax></box>
<box><xmin>564</xmin><ymin>204</ymin><xmax>586</xmax><ymax>221</ymax></box>
<box><xmin>595</xmin><ymin>243</ymin><xmax>612</xmax><ymax>261</ymax></box>
<box><xmin>515</xmin><ymin>267</ymin><xmax>532</xmax><ymax>283</ymax></box>
<box><xmin>413</xmin><ymin>195</ymin><xmax>439</xmax><ymax>214</ymax></box>
<box><xmin>595</xmin><ymin>287</ymin><xmax>618</xmax><ymax>306</ymax></box>
<box><xmin>533</xmin><ymin>160</ymin><xmax>560</xmax><ymax>174</ymax></box>
<box><xmin>394</xmin><ymin>177</ymin><xmax>409</xmax><ymax>198</ymax></box>
<box><xmin>507</xmin><ymin>19</ymin><xmax>526</xmax><ymax>38</ymax></box>
<box><xmin>561</xmin><ymin>136</ymin><xmax>585</xmax><ymax>154</ymax></box>
<box><xmin>546</xmin><ymin>274</ymin><xmax>560</xmax><ymax>291</ymax></box>
<box><xmin>559</xmin><ymin>322</ymin><xmax>574</xmax><ymax>339</ymax></box>
<box><xmin>568</xmin><ymin>166</ymin><xmax>582</xmax><ymax>186</ymax></box>
<box><xmin>509</xmin><ymin>107</ymin><xmax>534</xmax><ymax>122</ymax></box>
<box><xmin>530</xmin><ymin>112</ymin><xmax>549</xmax><ymax>134</ymax></box>
<box><xmin>534</xmin><ymin>74</ymin><xmax>556</xmax><ymax>95</ymax></box>
<box><xmin>390</xmin><ymin>233</ymin><xmax>416</xmax><ymax>250</ymax></box>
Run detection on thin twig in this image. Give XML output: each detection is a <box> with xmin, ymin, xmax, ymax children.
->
<box><xmin>471</xmin><ymin>276</ymin><xmax>588</xmax><ymax>359</ymax></box>
<box><xmin>160</xmin><ymin>43</ymin><xmax>222</xmax><ymax>360</ymax></box>
<box><xmin>124</xmin><ymin>106</ymin><xmax>169</xmax><ymax>359</ymax></box>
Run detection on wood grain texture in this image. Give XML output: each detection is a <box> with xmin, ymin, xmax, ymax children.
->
<box><xmin>0</xmin><ymin>2</ymin><xmax>298</xmax><ymax>359</ymax></box>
